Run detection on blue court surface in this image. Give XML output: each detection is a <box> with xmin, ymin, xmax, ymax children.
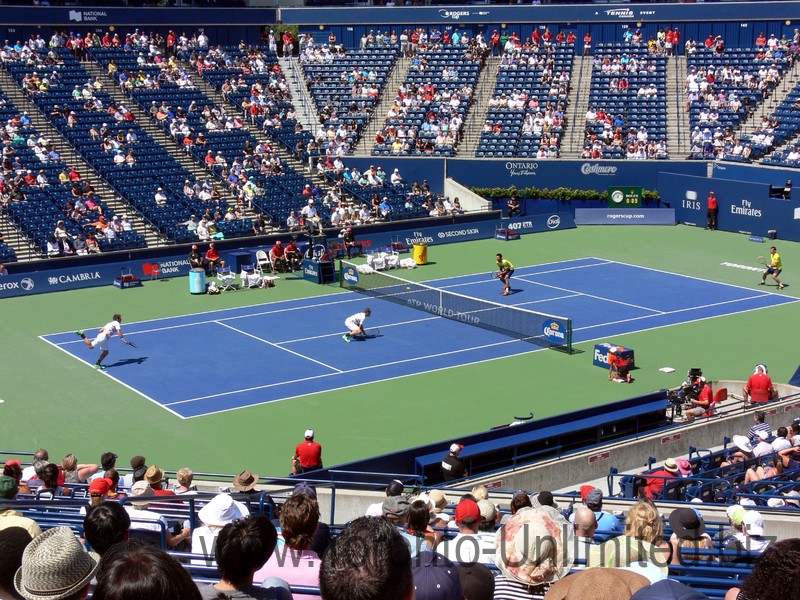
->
<box><xmin>42</xmin><ymin>258</ymin><xmax>797</xmax><ymax>419</ymax></box>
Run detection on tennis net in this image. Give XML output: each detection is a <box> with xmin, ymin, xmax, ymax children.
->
<box><xmin>339</xmin><ymin>261</ymin><xmax>573</xmax><ymax>352</ymax></box>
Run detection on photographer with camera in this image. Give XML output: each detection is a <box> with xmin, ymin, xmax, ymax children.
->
<box><xmin>684</xmin><ymin>377</ymin><xmax>715</xmax><ymax>420</ymax></box>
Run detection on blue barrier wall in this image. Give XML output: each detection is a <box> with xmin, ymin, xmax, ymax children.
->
<box><xmin>0</xmin><ymin>213</ymin><xmax>572</xmax><ymax>298</ymax></box>
<box><xmin>661</xmin><ymin>172</ymin><xmax>800</xmax><ymax>239</ymax></box>
<box><xmin>711</xmin><ymin>162</ymin><xmax>797</xmax><ymax>187</ymax></box>
<box><xmin>448</xmin><ymin>160</ymin><xmax>707</xmax><ymax>193</ymax></box>
<box><xmin>302</xmin><ymin>391</ymin><xmax>669</xmax><ymax>485</ymax></box>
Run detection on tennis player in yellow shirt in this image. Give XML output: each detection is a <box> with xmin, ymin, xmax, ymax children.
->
<box><xmin>496</xmin><ymin>253</ymin><xmax>514</xmax><ymax>296</ymax></box>
<box><xmin>760</xmin><ymin>246</ymin><xmax>785</xmax><ymax>290</ymax></box>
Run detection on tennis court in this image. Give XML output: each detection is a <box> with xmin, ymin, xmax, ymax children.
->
<box><xmin>41</xmin><ymin>257</ymin><xmax>796</xmax><ymax>419</ymax></box>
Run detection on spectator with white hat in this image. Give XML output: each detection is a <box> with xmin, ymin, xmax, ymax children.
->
<box><xmin>440</xmin><ymin>443</ymin><xmax>467</xmax><ymax>481</ymax></box>
<box><xmin>192</xmin><ymin>493</ymin><xmax>249</xmax><ymax>567</ymax></box>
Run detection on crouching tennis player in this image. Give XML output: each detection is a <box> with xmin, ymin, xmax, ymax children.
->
<box><xmin>343</xmin><ymin>308</ymin><xmax>371</xmax><ymax>342</ymax></box>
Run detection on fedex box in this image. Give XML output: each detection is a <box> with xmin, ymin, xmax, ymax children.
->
<box><xmin>593</xmin><ymin>342</ymin><xmax>635</xmax><ymax>370</ymax></box>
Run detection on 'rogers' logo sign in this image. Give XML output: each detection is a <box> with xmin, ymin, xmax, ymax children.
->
<box><xmin>581</xmin><ymin>163</ymin><xmax>618</xmax><ymax>176</ymax></box>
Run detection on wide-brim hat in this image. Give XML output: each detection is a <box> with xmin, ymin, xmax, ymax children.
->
<box><xmin>494</xmin><ymin>507</ymin><xmax>574</xmax><ymax>586</ymax></box>
<box><xmin>198</xmin><ymin>493</ymin><xmax>249</xmax><ymax>527</ymax></box>
<box><xmin>668</xmin><ymin>507</ymin><xmax>706</xmax><ymax>539</ymax></box>
<box><xmin>145</xmin><ymin>465</ymin><xmax>164</xmax><ymax>485</ymax></box>
<box><xmin>14</xmin><ymin>527</ymin><xmax>99</xmax><ymax>600</ymax></box>
<box><xmin>732</xmin><ymin>435</ymin><xmax>753</xmax><ymax>453</ymax></box>
<box><xmin>232</xmin><ymin>470</ymin><xmax>259</xmax><ymax>492</ymax></box>
<box><xmin>544</xmin><ymin>568</ymin><xmax>650</xmax><ymax>600</ymax></box>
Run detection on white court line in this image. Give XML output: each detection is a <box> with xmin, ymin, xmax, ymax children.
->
<box><xmin>574</xmin><ymin>293</ymin><xmax>789</xmax><ymax>332</ymax></box>
<box><xmin>54</xmin><ymin>295</ymin><xmax>370</xmax><ymax>343</ymax></box>
<box><xmin>37</xmin><ymin>335</ymin><xmax>186</xmax><ymax>420</ymax></box>
<box><xmin>574</xmin><ymin>295</ymin><xmax>799</xmax><ymax>347</ymax></box>
<box><xmin>285</xmin><ymin>314</ymin><xmax>439</xmax><ymax>343</ymax></box>
<box><xmin>166</xmin><ymin>336</ymin><xmax>523</xmax><ymax>408</ymax></box>
<box><xmin>515</xmin><ymin>277</ymin><xmax>665</xmax><ymax>314</ymax></box>
<box><xmin>589</xmin><ymin>256</ymin><xmax>782</xmax><ymax>296</ymax></box>
<box><xmin>442</xmin><ymin>259</ymin><xmax>614</xmax><ymax>290</ymax></box>
<box><xmin>214</xmin><ymin>321</ymin><xmax>343</xmax><ymax>373</ymax></box>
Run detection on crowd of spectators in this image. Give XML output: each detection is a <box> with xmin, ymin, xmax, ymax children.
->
<box><xmin>685</xmin><ymin>32</ymin><xmax>798</xmax><ymax>161</ymax></box>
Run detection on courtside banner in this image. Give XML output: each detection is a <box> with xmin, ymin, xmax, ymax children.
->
<box><xmin>0</xmin><ymin>256</ymin><xmax>191</xmax><ymax>299</ymax></box>
<box><xmin>355</xmin><ymin>212</ymin><xmax>575</xmax><ymax>251</ymax></box>
<box><xmin>574</xmin><ymin>208</ymin><xmax>676</xmax><ymax>225</ymax></box>
<box><xmin>1</xmin><ymin>214</ymin><xmax>572</xmax><ymax>297</ymax></box>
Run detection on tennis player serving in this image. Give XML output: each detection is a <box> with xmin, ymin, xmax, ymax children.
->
<box><xmin>496</xmin><ymin>253</ymin><xmax>514</xmax><ymax>296</ymax></box>
<box><xmin>343</xmin><ymin>308</ymin><xmax>372</xmax><ymax>342</ymax></box>
<box><xmin>759</xmin><ymin>246</ymin><xmax>785</xmax><ymax>290</ymax></box>
<box><xmin>75</xmin><ymin>313</ymin><xmax>131</xmax><ymax>369</ymax></box>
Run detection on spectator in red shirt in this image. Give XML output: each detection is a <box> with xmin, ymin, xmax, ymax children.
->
<box><xmin>743</xmin><ymin>364</ymin><xmax>775</xmax><ymax>405</ymax></box>
<box><xmin>643</xmin><ymin>458</ymin><xmax>679</xmax><ymax>500</ymax></box>
<box><xmin>583</xmin><ymin>32</ymin><xmax>592</xmax><ymax>56</ymax></box>
<box><xmin>706</xmin><ymin>191</ymin><xmax>718</xmax><ymax>230</ymax></box>
<box><xmin>269</xmin><ymin>240</ymin><xmax>287</xmax><ymax>273</ymax></box>
<box><xmin>205</xmin><ymin>243</ymin><xmax>224</xmax><ymax>274</ymax></box>
<box><xmin>685</xmin><ymin>378</ymin><xmax>715</xmax><ymax>420</ymax></box>
<box><xmin>292</xmin><ymin>429</ymin><xmax>322</xmax><ymax>475</ymax></box>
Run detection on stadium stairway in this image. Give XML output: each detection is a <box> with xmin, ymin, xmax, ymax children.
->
<box><xmin>564</xmin><ymin>54</ymin><xmax>593</xmax><ymax>157</ymax></box>
<box><xmin>0</xmin><ymin>68</ymin><xmax>164</xmax><ymax>257</ymax></box>
<box><xmin>748</xmin><ymin>59</ymin><xmax>800</xmax><ymax>158</ymax></box>
<box><xmin>277</xmin><ymin>55</ymin><xmax>320</xmax><ymax>135</ymax></box>
<box><xmin>460</xmin><ymin>54</ymin><xmax>503</xmax><ymax>157</ymax></box>
<box><xmin>82</xmin><ymin>60</ymin><xmax>243</xmax><ymax>212</ymax></box>
<box><xmin>180</xmin><ymin>58</ymin><xmax>320</xmax><ymax>201</ymax></box>
<box><xmin>671</xmin><ymin>54</ymin><xmax>692</xmax><ymax>156</ymax></box>
<box><xmin>352</xmin><ymin>54</ymin><xmax>413</xmax><ymax>156</ymax></box>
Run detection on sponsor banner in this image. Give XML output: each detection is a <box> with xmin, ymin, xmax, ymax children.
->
<box><xmin>0</xmin><ymin>256</ymin><xmax>191</xmax><ymax>299</ymax></box>
<box><xmin>2</xmin><ymin>215</ymin><xmax>572</xmax><ymax>297</ymax></box>
<box><xmin>662</xmin><ymin>172</ymin><xmax>800</xmax><ymax>240</ymax></box>
<box><xmin>448</xmin><ymin>159</ymin><xmax>707</xmax><ymax>193</ymax></box>
<box><xmin>355</xmin><ymin>213</ymin><xmax>574</xmax><ymax>251</ymax></box>
<box><xmin>282</xmin><ymin>3</ymin><xmax>794</xmax><ymax>25</ymax></box>
<box><xmin>593</xmin><ymin>342</ymin><xmax>635</xmax><ymax>370</ymax></box>
<box><xmin>0</xmin><ymin>7</ymin><xmax>276</xmax><ymax>26</ymax></box>
<box><xmin>575</xmin><ymin>208</ymin><xmax>675</xmax><ymax>225</ymax></box>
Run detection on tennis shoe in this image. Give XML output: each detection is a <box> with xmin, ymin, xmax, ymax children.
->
<box><xmin>94</xmin><ymin>364</ymin><xmax>106</xmax><ymax>370</ymax></box>
<box><xmin>342</xmin><ymin>334</ymin><xmax>351</xmax><ymax>343</ymax></box>
<box><xmin>758</xmin><ymin>281</ymin><xmax>765</xmax><ymax>285</ymax></box>
<box><xmin>74</xmin><ymin>330</ymin><xmax>84</xmax><ymax>337</ymax></box>
<box><xmin>502</xmin><ymin>291</ymin><xmax>510</xmax><ymax>296</ymax></box>
<box><xmin>779</xmin><ymin>284</ymin><xmax>785</xmax><ymax>290</ymax></box>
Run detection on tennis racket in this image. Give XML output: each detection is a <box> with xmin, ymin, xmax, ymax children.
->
<box><xmin>123</xmin><ymin>339</ymin><xmax>138</xmax><ymax>348</ymax></box>
<box><xmin>757</xmin><ymin>256</ymin><xmax>768</xmax><ymax>267</ymax></box>
<box><xmin>490</xmin><ymin>270</ymin><xmax>500</xmax><ymax>280</ymax></box>
<box><xmin>365</xmin><ymin>328</ymin><xmax>380</xmax><ymax>338</ymax></box>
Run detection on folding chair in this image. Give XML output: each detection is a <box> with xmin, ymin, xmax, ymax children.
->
<box><xmin>217</xmin><ymin>266</ymin><xmax>237</xmax><ymax>292</ymax></box>
<box><xmin>255</xmin><ymin>250</ymin><xmax>272</xmax><ymax>274</ymax></box>
<box><xmin>240</xmin><ymin>264</ymin><xmax>261</xmax><ymax>288</ymax></box>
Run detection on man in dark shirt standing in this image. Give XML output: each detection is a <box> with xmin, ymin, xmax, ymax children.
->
<box><xmin>441</xmin><ymin>443</ymin><xmax>468</xmax><ymax>481</ymax></box>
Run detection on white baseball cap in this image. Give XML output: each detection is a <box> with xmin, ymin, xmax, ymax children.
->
<box><xmin>304</xmin><ymin>429</ymin><xmax>314</xmax><ymax>439</ymax></box>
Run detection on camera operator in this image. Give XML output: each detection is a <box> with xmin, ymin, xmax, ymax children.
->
<box><xmin>684</xmin><ymin>377</ymin><xmax>714</xmax><ymax>420</ymax></box>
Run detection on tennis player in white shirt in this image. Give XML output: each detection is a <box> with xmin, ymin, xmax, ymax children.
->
<box><xmin>343</xmin><ymin>308</ymin><xmax>371</xmax><ymax>343</ymax></box>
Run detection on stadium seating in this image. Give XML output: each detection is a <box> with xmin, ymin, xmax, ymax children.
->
<box><xmin>476</xmin><ymin>43</ymin><xmax>574</xmax><ymax>158</ymax></box>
